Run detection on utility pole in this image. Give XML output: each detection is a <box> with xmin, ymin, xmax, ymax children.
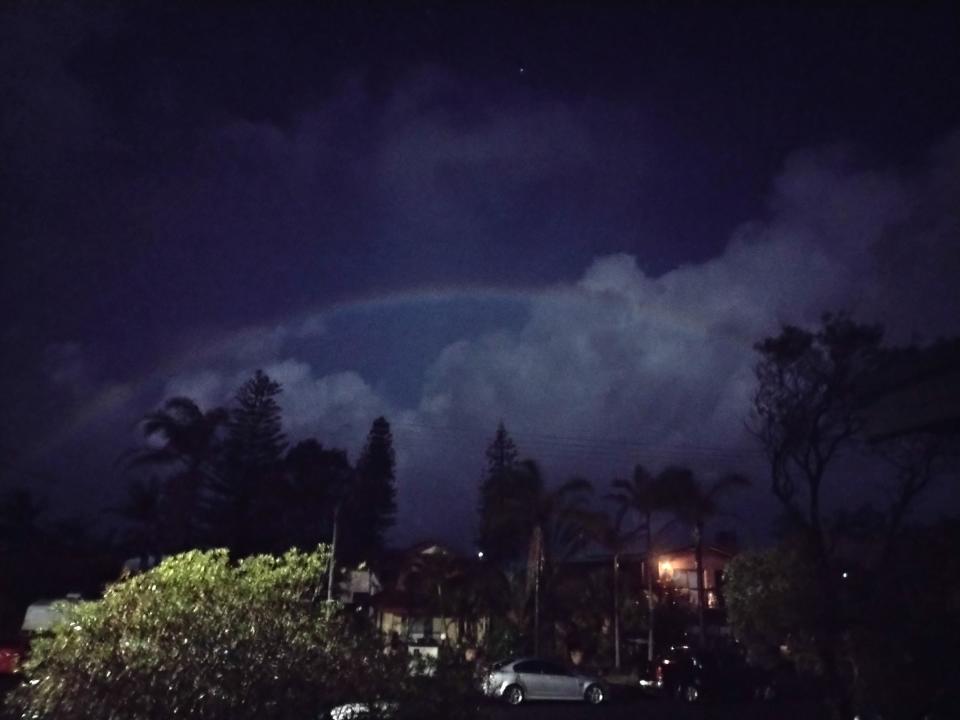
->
<box><xmin>613</xmin><ymin>552</ymin><xmax>621</xmax><ymax>670</ymax></box>
<box><xmin>326</xmin><ymin>502</ymin><xmax>340</xmax><ymax>604</ymax></box>
<box><xmin>646</xmin><ymin>515</ymin><xmax>656</xmax><ymax>664</ymax></box>
<box><xmin>695</xmin><ymin>521</ymin><xmax>706</xmax><ymax>648</ymax></box>
<box><xmin>533</xmin><ymin>547</ymin><xmax>541</xmax><ymax>656</ymax></box>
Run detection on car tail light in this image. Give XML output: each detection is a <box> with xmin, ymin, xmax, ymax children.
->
<box><xmin>654</xmin><ymin>665</ymin><xmax>663</xmax><ymax>688</ymax></box>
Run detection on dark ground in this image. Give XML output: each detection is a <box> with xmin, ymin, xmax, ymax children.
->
<box><xmin>0</xmin><ymin>678</ymin><xmax>829</xmax><ymax>719</ymax></box>
<box><xmin>481</xmin><ymin>686</ymin><xmax>829</xmax><ymax>720</ymax></box>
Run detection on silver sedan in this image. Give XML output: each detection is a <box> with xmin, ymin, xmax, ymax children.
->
<box><xmin>482</xmin><ymin>657</ymin><xmax>606</xmax><ymax>705</ymax></box>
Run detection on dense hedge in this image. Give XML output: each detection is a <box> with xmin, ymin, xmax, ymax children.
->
<box><xmin>8</xmin><ymin>548</ymin><xmax>411</xmax><ymax>720</ymax></box>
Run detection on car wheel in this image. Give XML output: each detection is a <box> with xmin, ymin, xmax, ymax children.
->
<box><xmin>504</xmin><ymin>685</ymin><xmax>524</xmax><ymax>706</ymax></box>
<box><xmin>683</xmin><ymin>684</ymin><xmax>699</xmax><ymax>702</ymax></box>
<box><xmin>584</xmin><ymin>684</ymin><xmax>604</xmax><ymax>705</ymax></box>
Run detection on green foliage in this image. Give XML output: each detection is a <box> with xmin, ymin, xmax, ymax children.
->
<box><xmin>7</xmin><ymin>548</ymin><xmax>410</xmax><ymax>720</ymax></box>
<box><xmin>724</xmin><ymin>546</ymin><xmax>821</xmax><ymax>669</ymax></box>
<box><xmin>481</xmin><ymin>618</ymin><xmax>523</xmax><ymax>663</ymax></box>
<box><xmin>391</xmin><ymin>650</ymin><xmax>484</xmax><ymax>720</ymax></box>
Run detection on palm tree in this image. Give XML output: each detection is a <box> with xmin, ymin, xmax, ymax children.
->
<box><xmin>658</xmin><ymin>466</ymin><xmax>749</xmax><ymax>646</ymax></box>
<box><xmin>580</xmin><ymin>505</ymin><xmax>637</xmax><ymax>670</ymax></box>
<box><xmin>609</xmin><ymin>464</ymin><xmax>671</xmax><ymax>663</ymax></box>
<box><xmin>125</xmin><ymin>397</ymin><xmax>228</xmax><ymax>551</ymax></box>
<box><xmin>505</xmin><ymin>461</ymin><xmax>593</xmax><ymax>655</ymax></box>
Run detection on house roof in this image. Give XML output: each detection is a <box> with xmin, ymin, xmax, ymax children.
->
<box><xmin>658</xmin><ymin>545</ymin><xmax>735</xmax><ymax>559</ymax></box>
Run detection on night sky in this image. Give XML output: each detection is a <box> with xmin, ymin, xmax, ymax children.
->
<box><xmin>2</xmin><ymin>1</ymin><xmax>959</xmax><ymax>548</ymax></box>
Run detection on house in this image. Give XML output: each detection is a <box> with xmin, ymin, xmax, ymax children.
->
<box><xmin>336</xmin><ymin>566</ymin><xmax>382</xmax><ymax>604</ymax></box>
<box><xmin>21</xmin><ymin>594</ymin><xmax>83</xmax><ymax>632</ymax></box>
<box><xmin>370</xmin><ymin>542</ymin><xmax>489</xmax><ymax>648</ymax></box>
<box><xmin>655</xmin><ymin>546</ymin><xmax>734</xmax><ymax>608</ymax></box>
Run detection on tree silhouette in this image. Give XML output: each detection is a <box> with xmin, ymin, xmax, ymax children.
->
<box><xmin>579</xmin><ymin>503</ymin><xmax>636</xmax><ymax>669</ymax></box>
<box><xmin>339</xmin><ymin>417</ymin><xmax>396</xmax><ymax>565</ymax></box>
<box><xmin>114</xmin><ymin>477</ymin><xmax>163</xmax><ymax>564</ymax></box>
<box><xmin>477</xmin><ymin>421</ymin><xmax>520</xmax><ymax>563</ymax></box>
<box><xmin>211</xmin><ymin>370</ymin><xmax>287</xmax><ymax>555</ymax></box>
<box><xmin>658</xmin><ymin>466</ymin><xmax>748</xmax><ymax>646</ymax></box>
<box><xmin>486</xmin><ymin>421</ymin><xmax>518</xmax><ymax>471</ymax></box>
<box><xmin>225</xmin><ymin>370</ymin><xmax>287</xmax><ymax>471</ymax></box>
<box><xmin>502</xmin><ymin>460</ymin><xmax>593</xmax><ymax>655</ymax></box>
<box><xmin>751</xmin><ymin>313</ymin><xmax>884</xmax><ymax>715</ymax></box>
<box><xmin>126</xmin><ymin>397</ymin><xmax>228</xmax><ymax>551</ymax></box>
<box><xmin>282</xmin><ymin>439</ymin><xmax>353</xmax><ymax>551</ymax></box>
<box><xmin>447</xmin><ymin>559</ymin><xmax>507</xmax><ymax>648</ymax></box>
<box><xmin>405</xmin><ymin>549</ymin><xmax>462</xmax><ymax>635</ymax></box>
<box><xmin>608</xmin><ymin>464</ymin><xmax>672</xmax><ymax>662</ymax></box>
<box><xmin>752</xmin><ymin>313</ymin><xmax>882</xmax><ymax>546</ymax></box>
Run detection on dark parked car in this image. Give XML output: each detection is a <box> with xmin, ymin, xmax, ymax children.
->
<box><xmin>649</xmin><ymin>644</ymin><xmax>775</xmax><ymax>702</ymax></box>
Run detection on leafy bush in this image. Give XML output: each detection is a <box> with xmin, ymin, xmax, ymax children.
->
<box><xmin>8</xmin><ymin>548</ymin><xmax>411</xmax><ymax>720</ymax></box>
<box><xmin>724</xmin><ymin>546</ymin><xmax>823</xmax><ymax>671</ymax></box>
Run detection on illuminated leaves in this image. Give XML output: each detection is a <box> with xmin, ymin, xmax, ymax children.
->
<box><xmin>9</xmin><ymin>547</ymin><xmax>406</xmax><ymax>720</ymax></box>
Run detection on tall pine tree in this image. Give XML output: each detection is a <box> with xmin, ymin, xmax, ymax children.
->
<box><xmin>485</xmin><ymin>421</ymin><xmax>518</xmax><ymax>474</ymax></box>
<box><xmin>339</xmin><ymin>416</ymin><xmax>396</xmax><ymax>565</ymax></box>
<box><xmin>477</xmin><ymin>421</ymin><xmax>520</xmax><ymax>563</ymax></box>
<box><xmin>210</xmin><ymin>370</ymin><xmax>288</xmax><ymax>555</ymax></box>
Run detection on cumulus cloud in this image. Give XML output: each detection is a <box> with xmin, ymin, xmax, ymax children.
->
<box><xmin>91</xmin><ymin>126</ymin><xmax>955</xmax><ymax>544</ymax></box>
<box><xmin>261</xmin><ymin>362</ymin><xmax>389</xmax><ymax>441</ymax></box>
<box><xmin>23</xmin><ymin>49</ymin><xmax>960</xmax><ymax>541</ymax></box>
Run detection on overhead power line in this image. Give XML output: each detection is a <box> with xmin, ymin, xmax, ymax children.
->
<box><xmin>390</xmin><ymin>420</ymin><xmax>768</xmax><ymax>469</ymax></box>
